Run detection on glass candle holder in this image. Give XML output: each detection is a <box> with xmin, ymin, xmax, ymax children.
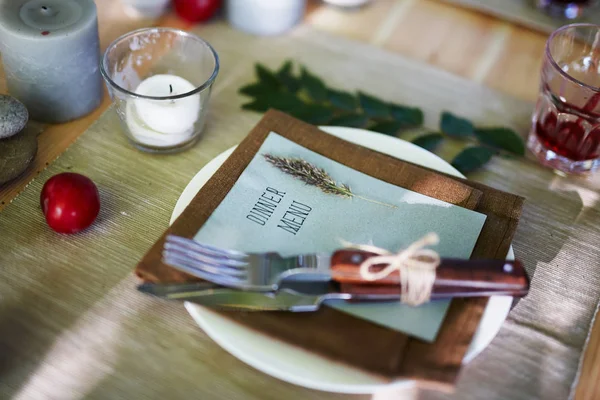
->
<box><xmin>528</xmin><ymin>24</ymin><xmax>600</xmax><ymax>174</ymax></box>
<box><xmin>536</xmin><ymin>0</ymin><xmax>598</xmax><ymax>19</ymax></box>
<box><xmin>101</xmin><ymin>28</ymin><xmax>219</xmax><ymax>153</ymax></box>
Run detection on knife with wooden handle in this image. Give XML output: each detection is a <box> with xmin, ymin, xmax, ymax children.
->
<box><xmin>140</xmin><ymin>252</ymin><xmax>529</xmax><ymax>311</ymax></box>
<box><xmin>330</xmin><ymin>250</ymin><xmax>530</xmax><ymax>298</ymax></box>
<box><xmin>163</xmin><ymin>234</ymin><xmax>530</xmax><ymax>296</ymax></box>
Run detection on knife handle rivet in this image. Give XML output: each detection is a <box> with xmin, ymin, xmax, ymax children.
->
<box><xmin>351</xmin><ymin>254</ymin><xmax>363</xmax><ymax>263</ymax></box>
<box><xmin>503</xmin><ymin>263</ymin><xmax>513</xmax><ymax>273</ymax></box>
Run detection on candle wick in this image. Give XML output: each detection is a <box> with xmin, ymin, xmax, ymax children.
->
<box><xmin>169</xmin><ymin>84</ymin><xmax>173</xmax><ymax>94</ymax></box>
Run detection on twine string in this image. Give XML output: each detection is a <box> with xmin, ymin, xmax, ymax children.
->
<box><xmin>352</xmin><ymin>233</ymin><xmax>441</xmax><ymax>306</ymax></box>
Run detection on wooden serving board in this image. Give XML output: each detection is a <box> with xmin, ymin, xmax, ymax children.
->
<box><xmin>438</xmin><ymin>0</ymin><xmax>600</xmax><ymax>34</ymax></box>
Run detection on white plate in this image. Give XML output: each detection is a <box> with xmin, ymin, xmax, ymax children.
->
<box><xmin>171</xmin><ymin>126</ymin><xmax>513</xmax><ymax>394</ymax></box>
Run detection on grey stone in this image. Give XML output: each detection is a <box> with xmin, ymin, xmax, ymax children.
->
<box><xmin>0</xmin><ymin>95</ymin><xmax>28</xmax><ymax>139</ymax></box>
<box><xmin>0</xmin><ymin>125</ymin><xmax>37</xmax><ymax>185</ymax></box>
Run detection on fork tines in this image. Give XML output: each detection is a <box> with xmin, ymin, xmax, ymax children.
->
<box><xmin>162</xmin><ymin>235</ymin><xmax>250</xmax><ymax>287</ymax></box>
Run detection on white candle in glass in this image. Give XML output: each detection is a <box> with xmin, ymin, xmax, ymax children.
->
<box><xmin>125</xmin><ymin>74</ymin><xmax>201</xmax><ymax>147</ymax></box>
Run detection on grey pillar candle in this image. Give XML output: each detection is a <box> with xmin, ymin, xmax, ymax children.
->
<box><xmin>0</xmin><ymin>0</ymin><xmax>103</xmax><ymax>123</ymax></box>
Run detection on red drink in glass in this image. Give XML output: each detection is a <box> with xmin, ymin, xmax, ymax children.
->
<box><xmin>528</xmin><ymin>24</ymin><xmax>600</xmax><ymax>173</ymax></box>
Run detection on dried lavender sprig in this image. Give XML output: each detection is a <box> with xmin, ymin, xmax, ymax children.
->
<box><xmin>263</xmin><ymin>154</ymin><xmax>396</xmax><ymax>208</ymax></box>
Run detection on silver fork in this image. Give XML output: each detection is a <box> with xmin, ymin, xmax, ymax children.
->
<box><xmin>162</xmin><ymin>235</ymin><xmax>332</xmax><ymax>292</ymax></box>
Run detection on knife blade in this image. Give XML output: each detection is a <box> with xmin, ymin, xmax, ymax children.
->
<box><xmin>138</xmin><ymin>273</ymin><xmax>529</xmax><ymax>312</ymax></box>
<box><xmin>138</xmin><ymin>279</ymin><xmax>340</xmax><ymax>311</ymax></box>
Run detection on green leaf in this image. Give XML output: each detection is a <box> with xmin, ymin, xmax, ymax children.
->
<box><xmin>300</xmin><ymin>67</ymin><xmax>328</xmax><ymax>102</ymax></box>
<box><xmin>239</xmin><ymin>83</ymin><xmax>273</xmax><ymax>97</ymax></box>
<box><xmin>358</xmin><ymin>92</ymin><xmax>391</xmax><ymax>118</ymax></box>
<box><xmin>412</xmin><ymin>133</ymin><xmax>444</xmax><ymax>152</ymax></box>
<box><xmin>241</xmin><ymin>99</ymin><xmax>270</xmax><ymax>113</ymax></box>
<box><xmin>279</xmin><ymin>74</ymin><xmax>300</xmax><ymax>94</ymax></box>
<box><xmin>277</xmin><ymin>60</ymin><xmax>293</xmax><ymax>77</ymax></box>
<box><xmin>255</xmin><ymin>64</ymin><xmax>281</xmax><ymax>90</ymax></box>
<box><xmin>368</xmin><ymin>121</ymin><xmax>405</xmax><ymax>136</ymax></box>
<box><xmin>451</xmin><ymin>146</ymin><xmax>497</xmax><ymax>174</ymax></box>
<box><xmin>440</xmin><ymin>112</ymin><xmax>474</xmax><ymax>137</ymax></box>
<box><xmin>269</xmin><ymin>92</ymin><xmax>306</xmax><ymax>113</ymax></box>
<box><xmin>242</xmin><ymin>92</ymin><xmax>305</xmax><ymax>114</ymax></box>
<box><xmin>474</xmin><ymin>127</ymin><xmax>525</xmax><ymax>156</ymax></box>
<box><xmin>390</xmin><ymin>104</ymin><xmax>424</xmax><ymax>126</ymax></box>
<box><xmin>329</xmin><ymin>113</ymin><xmax>369</xmax><ymax>128</ymax></box>
<box><xmin>292</xmin><ymin>104</ymin><xmax>334</xmax><ymax>125</ymax></box>
<box><xmin>328</xmin><ymin>89</ymin><xmax>357</xmax><ymax>111</ymax></box>
<box><xmin>277</xmin><ymin>61</ymin><xmax>300</xmax><ymax>93</ymax></box>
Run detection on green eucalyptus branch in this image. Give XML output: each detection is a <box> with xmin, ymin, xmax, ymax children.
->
<box><xmin>238</xmin><ymin>61</ymin><xmax>525</xmax><ymax>174</ymax></box>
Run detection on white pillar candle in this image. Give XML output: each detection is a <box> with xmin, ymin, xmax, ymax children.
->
<box><xmin>125</xmin><ymin>74</ymin><xmax>201</xmax><ymax>147</ymax></box>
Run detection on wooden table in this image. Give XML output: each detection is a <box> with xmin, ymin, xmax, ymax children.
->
<box><xmin>0</xmin><ymin>1</ymin><xmax>597</xmax><ymax>399</ymax></box>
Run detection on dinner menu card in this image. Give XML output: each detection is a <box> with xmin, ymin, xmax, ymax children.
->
<box><xmin>193</xmin><ymin>132</ymin><xmax>487</xmax><ymax>341</ymax></box>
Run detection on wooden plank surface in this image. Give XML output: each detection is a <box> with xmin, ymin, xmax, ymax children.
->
<box><xmin>0</xmin><ymin>0</ymin><xmax>598</xmax><ymax>399</ymax></box>
<box><xmin>306</xmin><ymin>0</ymin><xmax>546</xmax><ymax>102</ymax></box>
<box><xmin>438</xmin><ymin>0</ymin><xmax>600</xmax><ymax>34</ymax></box>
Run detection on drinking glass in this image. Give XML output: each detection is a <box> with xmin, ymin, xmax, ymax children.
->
<box><xmin>101</xmin><ymin>28</ymin><xmax>219</xmax><ymax>153</ymax></box>
<box><xmin>536</xmin><ymin>0</ymin><xmax>598</xmax><ymax>19</ymax></box>
<box><xmin>527</xmin><ymin>24</ymin><xmax>600</xmax><ymax>174</ymax></box>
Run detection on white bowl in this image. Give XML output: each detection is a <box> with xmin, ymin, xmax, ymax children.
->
<box><xmin>226</xmin><ymin>0</ymin><xmax>306</xmax><ymax>36</ymax></box>
<box><xmin>121</xmin><ymin>0</ymin><xmax>170</xmax><ymax>18</ymax></box>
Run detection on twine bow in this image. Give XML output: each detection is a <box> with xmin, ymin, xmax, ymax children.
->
<box><xmin>352</xmin><ymin>233</ymin><xmax>441</xmax><ymax>306</ymax></box>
